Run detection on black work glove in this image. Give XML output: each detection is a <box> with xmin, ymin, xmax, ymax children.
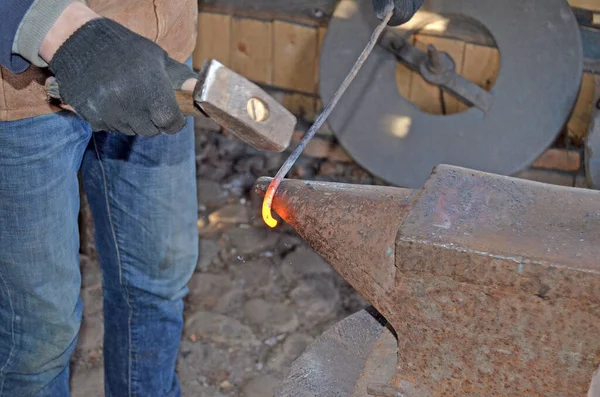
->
<box><xmin>372</xmin><ymin>0</ymin><xmax>424</xmax><ymax>26</ymax></box>
<box><xmin>49</xmin><ymin>18</ymin><xmax>197</xmax><ymax>137</ymax></box>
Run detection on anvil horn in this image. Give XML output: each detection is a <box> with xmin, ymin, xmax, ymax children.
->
<box><xmin>253</xmin><ymin>177</ymin><xmax>413</xmax><ymax>307</ymax></box>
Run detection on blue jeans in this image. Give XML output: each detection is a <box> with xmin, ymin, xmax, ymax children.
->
<box><xmin>0</xmin><ymin>109</ymin><xmax>198</xmax><ymax>396</ymax></box>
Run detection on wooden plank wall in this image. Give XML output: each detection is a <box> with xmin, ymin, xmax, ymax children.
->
<box><xmin>193</xmin><ymin>12</ymin><xmax>321</xmax><ymax>122</ymax></box>
<box><xmin>192</xmin><ymin>1</ymin><xmax>600</xmax><ymax>185</ymax></box>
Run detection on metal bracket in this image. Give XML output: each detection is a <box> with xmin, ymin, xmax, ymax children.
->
<box><xmin>380</xmin><ymin>33</ymin><xmax>492</xmax><ymax>112</ymax></box>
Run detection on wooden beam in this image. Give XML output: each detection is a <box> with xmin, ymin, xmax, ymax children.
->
<box><xmin>273</xmin><ymin>21</ymin><xmax>319</xmax><ymax>93</ymax></box>
<box><xmin>199</xmin><ymin>0</ymin><xmax>337</xmax><ymax>26</ymax></box>
<box><xmin>230</xmin><ymin>17</ymin><xmax>274</xmax><ymax>84</ymax></box>
<box><xmin>193</xmin><ymin>12</ymin><xmax>232</xmax><ymax>70</ymax></box>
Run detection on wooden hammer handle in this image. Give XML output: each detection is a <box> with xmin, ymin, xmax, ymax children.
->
<box><xmin>45</xmin><ymin>77</ymin><xmax>204</xmax><ymax>118</ymax></box>
<box><xmin>174</xmin><ymin>90</ymin><xmax>204</xmax><ymax>118</ymax></box>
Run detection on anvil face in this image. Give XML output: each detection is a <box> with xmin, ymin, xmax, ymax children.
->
<box><xmin>255</xmin><ymin>164</ymin><xmax>600</xmax><ymax>396</ymax></box>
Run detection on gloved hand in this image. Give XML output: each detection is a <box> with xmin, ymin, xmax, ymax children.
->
<box><xmin>372</xmin><ymin>0</ymin><xmax>424</xmax><ymax>26</ymax></box>
<box><xmin>48</xmin><ymin>18</ymin><xmax>197</xmax><ymax>137</ymax></box>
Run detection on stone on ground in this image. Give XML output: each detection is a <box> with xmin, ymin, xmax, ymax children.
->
<box><xmin>187</xmin><ymin>273</ymin><xmax>233</xmax><ymax>309</ymax></box>
<box><xmin>71</xmin><ymin>365</ymin><xmax>104</xmax><ymax>397</ymax></box>
<box><xmin>197</xmin><ymin>179</ymin><xmax>228</xmax><ymax>210</ymax></box>
<box><xmin>290</xmin><ymin>278</ymin><xmax>340</xmax><ymax>323</ymax></box>
<box><xmin>267</xmin><ymin>333</ymin><xmax>314</xmax><ymax>370</ymax></box>
<box><xmin>232</xmin><ymin>258</ymin><xmax>273</xmax><ymax>294</ymax></box>
<box><xmin>208</xmin><ymin>204</ymin><xmax>250</xmax><ymax>225</ymax></box>
<box><xmin>184</xmin><ymin>311</ymin><xmax>259</xmax><ymax>348</ymax></box>
<box><xmin>242</xmin><ymin>374</ymin><xmax>282</xmax><ymax>397</ymax></box>
<box><xmin>281</xmin><ymin>247</ymin><xmax>333</xmax><ymax>283</ymax></box>
<box><xmin>244</xmin><ymin>299</ymin><xmax>299</xmax><ymax>333</ymax></box>
<box><xmin>224</xmin><ymin>227</ymin><xmax>280</xmax><ymax>256</ymax></box>
<box><xmin>196</xmin><ymin>238</ymin><xmax>221</xmax><ymax>271</ymax></box>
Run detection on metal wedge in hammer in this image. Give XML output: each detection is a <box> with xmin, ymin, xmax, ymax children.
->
<box><xmin>44</xmin><ymin>59</ymin><xmax>296</xmax><ymax>152</ymax></box>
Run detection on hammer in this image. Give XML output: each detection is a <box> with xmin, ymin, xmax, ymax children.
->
<box><xmin>45</xmin><ymin>59</ymin><xmax>297</xmax><ymax>152</ymax></box>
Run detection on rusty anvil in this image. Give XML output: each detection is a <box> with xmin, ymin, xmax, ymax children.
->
<box><xmin>255</xmin><ymin>164</ymin><xmax>600</xmax><ymax>396</ymax></box>
<box><xmin>45</xmin><ymin>59</ymin><xmax>296</xmax><ymax>152</ymax></box>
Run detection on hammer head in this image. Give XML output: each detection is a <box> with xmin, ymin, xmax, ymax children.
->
<box><xmin>194</xmin><ymin>59</ymin><xmax>296</xmax><ymax>152</ymax></box>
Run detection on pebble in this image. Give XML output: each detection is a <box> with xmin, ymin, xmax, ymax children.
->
<box><xmin>214</xmin><ymin>287</ymin><xmax>245</xmax><ymax>315</ymax></box>
<box><xmin>244</xmin><ymin>299</ymin><xmax>299</xmax><ymax>333</ymax></box>
<box><xmin>232</xmin><ymin>258</ymin><xmax>272</xmax><ymax>293</ymax></box>
<box><xmin>183</xmin><ymin>382</ymin><xmax>227</xmax><ymax>397</ymax></box>
<box><xmin>223</xmin><ymin>173</ymin><xmax>256</xmax><ymax>197</ymax></box>
<box><xmin>235</xmin><ymin>156</ymin><xmax>265</xmax><ymax>174</ymax></box>
<box><xmin>224</xmin><ymin>227</ymin><xmax>280</xmax><ymax>255</ymax></box>
<box><xmin>187</xmin><ymin>273</ymin><xmax>233</xmax><ymax>309</ymax></box>
<box><xmin>70</xmin><ymin>365</ymin><xmax>105</xmax><ymax>397</ymax></box>
<box><xmin>219</xmin><ymin>380</ymin><xmax>234</xmax><ymax>390</ymax></box>
<box><xmin>76</xmin><ymin>314</ymin><xmax>104</xmax><ymax>353</ymax></box>
<box><xmin>281</xmin><ymin>247</ymin><xmax>333</xmax><ymax>283</ymax></box>
<box><xmin>80</xmin><ymin>254</ymin><xmax>101</xmax><ymax>288</ymax></box>
<box><xmin>290</xmin><ymin>278</ymin><xmax>340</xmax><ymax>322</ymax></box>
<box><xmin>208</xmin><ymin>204</ymin><xmax>250</xmax><ymax>225</ymax></box>
<box><xmin>197</xmin><ymin>163</ymin><xmax>230</xmax><ymax>181</ymax></box>
<box><xmin>76</xmin><ymin>285</ymin><xmax>104</xmax><ymax>353</ymax></box>
<box><xmin>184</xmin><ymin>311</ymin><xmax>259</xmax><ymax>348</ymax></box>
<box><xmin>328</xmin><ymin>145</ymin><xmax>353</xmax><ymax>163</ymax></box>
<box><xmin>197</xmin><ymin>238</ymin><xmax>221</xmax><ymax>272</ymax></box>
<box><xmin>177</xmin><ymin>339</ymin><xmax>256</xmax><ymax>390</ymax></box>
<box><xmin>267</xmin><ymin>333</ymin><xmax>314</xmax><ymax>370</ymax></box>
<box><xmin>242</xmin><ymin>374</ymin><xmax>282</xmax><ymax>397</ymax></box>
<box><xmin>194</xmin><ymin>114</ymin><xmax>221</xmax><ymax>134</ymax></box>
<box><xmin>197</xmin><ymin>179</ymin><xmax>228</xmax><ymax>210</ymax></box>
<box><xmin>264</xmin><ymin>333</ymin><xmax>286</xmax><ymax>347</ymax></box>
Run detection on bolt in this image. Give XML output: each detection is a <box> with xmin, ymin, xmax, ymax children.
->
<box><xmin>313</xmin><ymin>8</ymin><xmax>325</xmax><ymax>18</ymax></box>
<box><xmin>247</xmin><ymin>97</ymin><xmax>270</xmax><ymax>122</ymax></box>
<box><xmin>426</xmin><ymin>44</ymin><xmax>444</xmax><ymax>74</ymax></box>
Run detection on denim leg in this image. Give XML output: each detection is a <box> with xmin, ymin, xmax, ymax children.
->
<box><xmin>0</xmin><ymin>112</ymin><xmax>91</xmax><ymax>396</ymax></box>
<box><xmin>80</xmin><ymin>117</ymin><xmax>198</xmax><ymax>397</ymax></box>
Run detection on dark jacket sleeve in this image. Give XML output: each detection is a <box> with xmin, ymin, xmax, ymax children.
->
<box><xmin>0</xmin><ymin>0</ymin><xmax>36</xmax><ymax>73</ymax></box>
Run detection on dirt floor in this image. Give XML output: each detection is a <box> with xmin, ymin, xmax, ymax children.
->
<box><xmin>68</xmin><ymin>120</ymin><xmax>374</xmax><ymax>396</ymax></box>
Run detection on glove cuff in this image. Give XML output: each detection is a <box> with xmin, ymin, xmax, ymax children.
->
<box><xmin>50</xmin><ymin>18</ymin><xmax>128</xmax><ymax>71</ymax></box>
<box><xmin>48</xmin><ymin>17</ymin><xmax>162</xmax><ymax>106</ymax></box>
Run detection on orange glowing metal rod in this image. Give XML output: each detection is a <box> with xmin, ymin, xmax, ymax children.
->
<box><xmin>262</xmin><ymin>6</ymin><xmax>394</xmax><ymax>228</ymax></box>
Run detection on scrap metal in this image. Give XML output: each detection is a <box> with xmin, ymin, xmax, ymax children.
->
<box><xmin>254</xmin><ymin>164</ymin><xmax>600</xmax><ymax>396</ymax></box>
<box><xmin>379</xmin><ymin>37</ymin><xmax>492</xmax><ymax>112</ymax></box>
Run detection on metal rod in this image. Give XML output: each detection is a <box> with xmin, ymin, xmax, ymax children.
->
<box><xmin>262</xmin><ymin>6</ymin><xmax>394</xmax><ymax>227</ymax></box>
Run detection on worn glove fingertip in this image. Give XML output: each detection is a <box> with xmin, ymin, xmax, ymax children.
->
<box><xmin>165</xmin><ymin>57</ymin><xmax>198</xmax><ymax>90</ymax></box>
<box><xmin>152</xmin><ymin>105</ymin><xmax>187</xmax><ymax>135</ymax></box>
<box><xmin>372</xmin><ymin>0</ymin><xmax>394</xmax><ymax>20</ymax></box>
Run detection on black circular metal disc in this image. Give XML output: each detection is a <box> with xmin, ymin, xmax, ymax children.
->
<box><xmin>319</xmin><ymin>0</ymin><xmax>582</xmax><ymax>188</ymax></box>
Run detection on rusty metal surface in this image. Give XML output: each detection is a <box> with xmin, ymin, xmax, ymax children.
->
<box><xmin>388</xmin><ymin>165</ymin><xmax>600</xmax><ymax>396</ymax></box>
<box><xmin>254</xmin><ymin>177</ymin><xmax>414</xmax><ymax>307</ymax></box>
<box><xmin>194</xmin><ymin>59</ymin><xmax>296</xmax><ymax>152</ymax></box>
<box><xmin>256</xmin><ymin>163</ymin><xmax>600</xmax><ymax>396</ymax></box>
<box><xmin>274</xmin><ymin>307</ymin><xmax>391</xmax><ymax>397</ymax></box>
